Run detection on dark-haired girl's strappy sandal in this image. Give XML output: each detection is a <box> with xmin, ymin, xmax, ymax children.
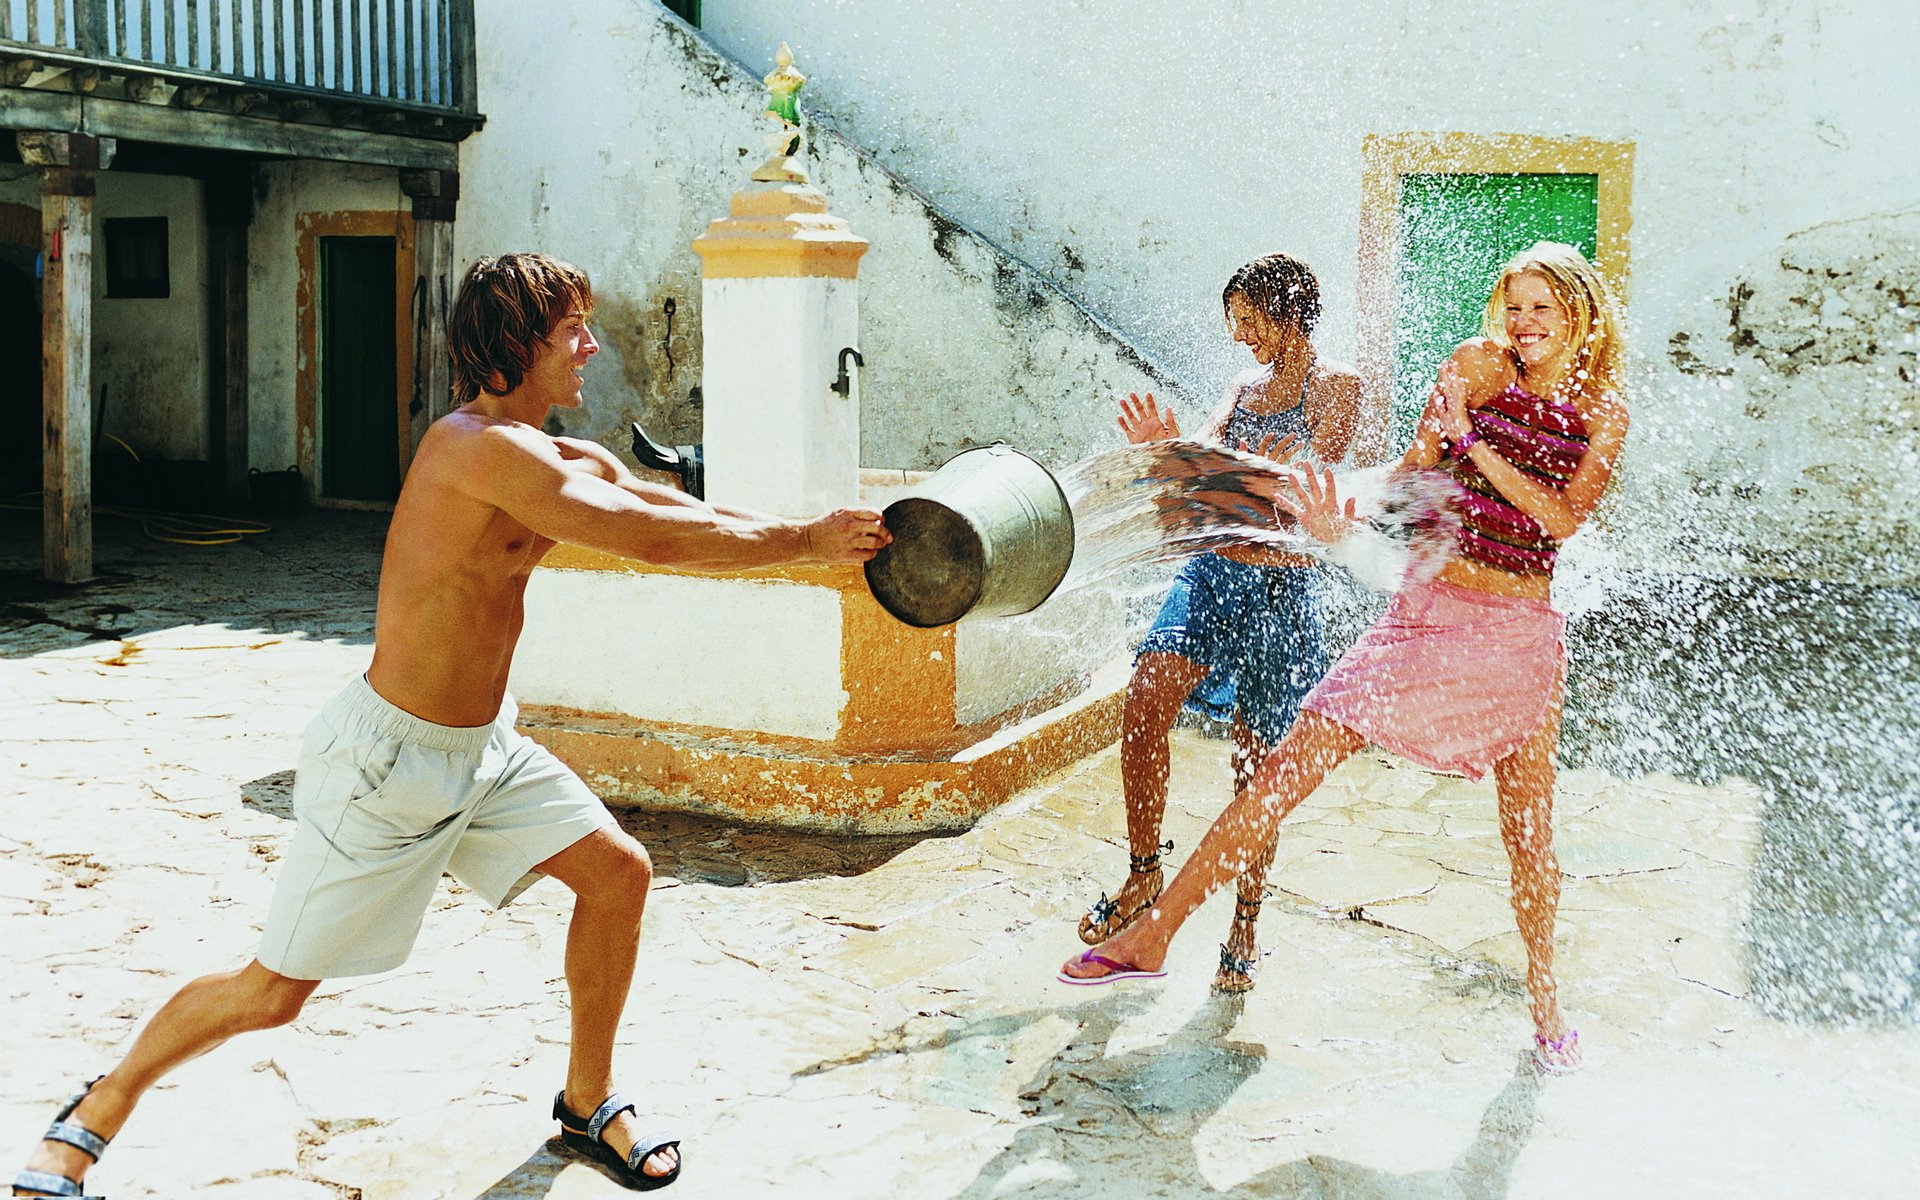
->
<box><xmin>1078</xmin><ymin>841</ymin><xmax>1174</xmax><ymax>945</ymax></box>
<box><xmin>1213</xmin><ymin>895</ymin><xmax>1264</xmax><ymax>993</ymax></box>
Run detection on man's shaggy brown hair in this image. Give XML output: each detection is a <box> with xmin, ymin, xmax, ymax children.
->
<box><xmin>448</xmin><ymin>253</ymin><xmax>594</xmax><ymax>405</ymax></box>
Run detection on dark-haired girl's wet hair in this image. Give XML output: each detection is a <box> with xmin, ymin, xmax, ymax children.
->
<box><xmin>1222</xmin><ymin>253</ymin><xmax>1321</xmax><ymax>334</ymax></box>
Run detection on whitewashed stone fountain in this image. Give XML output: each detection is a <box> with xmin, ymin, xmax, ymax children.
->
<box><xmin>509</xmin><ymin>48</ymin><xmax>1124</xmax><ymax>831</ymax></box>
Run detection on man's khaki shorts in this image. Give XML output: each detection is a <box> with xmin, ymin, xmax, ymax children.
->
<box><xmin>258</xmin><ymin>676</ymin><xmax>615</xmax><ymax>980</ymax></box>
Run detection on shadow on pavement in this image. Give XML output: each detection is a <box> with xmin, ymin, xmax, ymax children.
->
<box><xmin>949</xmin><ymin>999</ymin><xmax>1542</xmax><ymax>1200</ymax></box>
<box><xmin>466</xmin><ymin>1136</ymin><xmax>567</xmax><ymax>1199</ymax></box>
<box><xmin>794</xmin><ymin>988</ymin><xmax>1542</xmax><ymax>1199</ymax></box>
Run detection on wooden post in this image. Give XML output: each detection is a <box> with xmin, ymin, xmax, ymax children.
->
<box><xmin>449</xmin><ymin>0</ymin><xmax>476</xmax><ymax>113</ymax></box>
<box><xmin>77</xmin><ymin>0</ymin><xmax>109</xmax><ymax>57</ymax></box>
<box><xmin>207</xmin><ymin>168</ymin><xmax>254</xmax><ymax>507</ymax></box>
<box><xmin>399</xmin><ymin>168</ymin><xmax>456</xmax><ymax>452</ymax></box>
<box><xmin>19</xmin><ymin>132</ymin><xmax>116</xmax><ymax>584</ymax></box>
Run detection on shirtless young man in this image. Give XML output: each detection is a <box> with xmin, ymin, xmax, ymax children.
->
<box><xmin>13</xmin><ymin>253</ymin><xmax>889</xmax><ymax>1197</ymax></box>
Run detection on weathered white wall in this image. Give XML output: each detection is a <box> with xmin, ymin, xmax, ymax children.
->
<box><xmin>91</xmin><ymin>172</ymin><xmax>208</xmax><ymax>464</ymax></box>
<box><xmin>0</xmin><ymin>168</ymin><xmax>209</xmax><ymax>464</ymax></box>
<box><xmin>511</xmin><ymin>570</ymin><xmax>847</xmax><ymax>741</ymax></box>
<box><xmin>698</xmin><ymin>0</ymin><xmax>1920</xmax><ymax>584</ymax></box>
<box><xmin>701</xmin><ymin>275</ymin><xmax>862</xmax><ymax>515</ymax></box>
<box><xmin>459</xmin><ymin>0</ymin><xmax>1170</xmax><ymax>485</ymax></box>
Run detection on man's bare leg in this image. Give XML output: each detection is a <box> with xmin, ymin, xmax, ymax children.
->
<box><xmin>15</xmin><ymin>962</ymin><xmax>319</xmax><ymax>1195</ymax></box>
<box><xmin>535</xmin><ymin>828</ymin><xmax>679</xmax><ymax>1182</ymax></box>
<box><xmin>1067</xmin><ymin>711</ymin><xmax>1366</xmax><ymax>978</ymax></box>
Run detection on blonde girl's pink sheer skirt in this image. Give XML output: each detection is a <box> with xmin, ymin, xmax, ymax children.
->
<box><xmin>1303</xmin><ymin>578</ymin><xmax>1566</xmax><ymax>781</ymax></box>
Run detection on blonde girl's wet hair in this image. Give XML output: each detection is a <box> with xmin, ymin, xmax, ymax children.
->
<box><xmin>1481</xmin><ymin>241</ymin><xmax>1624</xmax><ymax>395</ymax></box>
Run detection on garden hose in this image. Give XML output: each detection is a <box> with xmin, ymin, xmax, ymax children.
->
<box><xmin>1</xmin><ymin>492</ymin><xmax>273</xmax><ymax>546</ymax></box>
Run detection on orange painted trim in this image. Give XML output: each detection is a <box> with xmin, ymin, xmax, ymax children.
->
<box><xmin>521</xmin><ymin>682</ymin><xmax>1123</xmax><ymax>832</ymax></box>
<box><xmin>691</xmin><ymin>184</ymin><xmax>867</xmax><ymax>281</ymax></box>
<box><xmin>691</xmin><ymin>235</ymin><xmax>867</xmax><ymax>280</ymax></box>
<box><xmin>295</xmin><ymin>209</ymin><xmax>418</xmax><ymax>503</ymax></box>
<box><xmin>520</xmin><ymin>667</ymin><xmax>1087</xmax><ymax>763</ymax></box>
<box><xmin>520</xmin><ymin>703</ymin><xmax>847</xmax><ymax>758</ymax></box>
<box><xmin>834</xmin><ymin>581</ymin><xmax>957</xmax><ymax>754</ymax></box>
<box><xmin>725</xmin><ymin>184</ymin><xmax>832</xmax><ymax>218</ymax></box>
<box><xmin>538</xmin><ymin>542</ymin><xmax>866</xmax><ymax>588</ymax></box>
<box><xmin>529</xmin><ymin>547</ymin><xmax>1087</xmax><ymax>753</ymax></box>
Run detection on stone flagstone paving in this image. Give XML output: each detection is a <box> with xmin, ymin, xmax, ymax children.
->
<box><xmin>4</xmin><ymin>509</ymin><xmax>1918</xmax><ymax>1198</ymax></box>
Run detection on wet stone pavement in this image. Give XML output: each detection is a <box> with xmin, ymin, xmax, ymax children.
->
<box><xmin>4</xmin><ymin>507</ymin><xmax>1919</xmax><ymax>1199</ymax></box>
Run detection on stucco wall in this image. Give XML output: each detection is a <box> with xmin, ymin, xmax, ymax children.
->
<box><xmin>697</xmin><ymin>0</ymin><xmax>1920</xmax><ymax>585</ymax></box>
<box><xmin>513</xmin><ymin>570</ymin><xmax>848</xmax><ymax>740</ymax></box>
<box><xmin>0</xmin><ymin>167</ymin><xmax>209</xmax><ymax>465</ymax></box>
<box><xmin>90</xmin><ymin>172</ymin><xmax>208</xmax><ymax>464</ymax></box>
<box><xmin>459</xmin><ymin>0</ymin><xmax>1171</xmax><ymax>482</ymax></box>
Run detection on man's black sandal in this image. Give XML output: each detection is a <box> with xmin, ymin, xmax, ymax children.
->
<box><xmin>552</xmin><ymin>1091</ymin><xmax>681</xmax><ymax>1192</ymax></box>
<box><xmin>12</xmin><ymin>1077</ymin><xmax>109</xmax><ymax>1198</ymax></box>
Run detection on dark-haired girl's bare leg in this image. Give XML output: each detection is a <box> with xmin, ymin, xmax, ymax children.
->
<box><xmin>1214</xmin><ymin>719</ymin><xmax>1278</xmax><ymax>992</ymax></box>
<box><xmin>1079</xmin><ymin>652</ymin><xmax>1211</xmax><ymax>944</ymax></box>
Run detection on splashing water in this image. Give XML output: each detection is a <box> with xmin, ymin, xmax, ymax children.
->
<box><xmin>1053</xmin><ymin>439</ymin><xmax>1464</xmax><ymax>593</ymax></box>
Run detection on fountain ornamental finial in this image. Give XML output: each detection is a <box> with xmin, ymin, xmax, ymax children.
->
<box><xmin>752</xmin><ymin>42</ymin><xmax>809</xmax><ymax>183</ymax></box>
<box><xmin>764</xmin><ymin>42</ymin><xmax>805</xmax><ymax>124</ymax></box>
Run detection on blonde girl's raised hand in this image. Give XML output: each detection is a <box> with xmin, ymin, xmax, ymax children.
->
<box><xmin>1118</xmin><ymin>392</ymin><xmax>1182</xmax><ymax>444</ymax></box>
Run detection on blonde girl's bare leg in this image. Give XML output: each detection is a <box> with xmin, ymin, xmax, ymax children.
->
<box><xmin>1492</xmin><ymin>676</ymin><xmax>1580</xmax><ymax>1073</ymax></box>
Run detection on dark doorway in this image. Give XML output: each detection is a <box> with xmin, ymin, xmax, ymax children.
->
<box><xmin>319</xmin><ymin>235</ymin><xmax>400</xmax><ymax>502</ymax></box>
<box><xmin>0</xmin><ymin>248</ymin><xmax>40</xmax><ymax>494</ymax></box>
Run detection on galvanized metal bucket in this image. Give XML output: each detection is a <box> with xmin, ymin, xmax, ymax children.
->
<box><xmin>864</xmin><ymin>443</ymin><xmax>1075</xmax><ymax>628</ymax></box>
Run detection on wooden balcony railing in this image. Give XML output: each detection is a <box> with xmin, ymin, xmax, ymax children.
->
<box><xmin>0</xmin><ymin>0</ymin><xmax>476</xmax><ymax>116</ymax></box>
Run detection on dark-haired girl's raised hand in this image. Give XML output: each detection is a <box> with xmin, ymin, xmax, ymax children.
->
<box><xmin>1118</xmin><ymin>392</ymin><xmax>1182</xmax><ymax>444</ymax></box>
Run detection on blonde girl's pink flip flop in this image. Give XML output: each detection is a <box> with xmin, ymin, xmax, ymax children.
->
<box><xmin>1533</xmin><ymin>1029</ymin><xmax>1583</xmax><ymax>1075</ymax></box>
<box><xmin>1057</xmin><ymin>950</ymin><xmax>1168</xmax><ymax>986</ymax></box>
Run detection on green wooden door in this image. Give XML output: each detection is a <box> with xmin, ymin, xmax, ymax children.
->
<box><xmin>320</xmin><ymin>236</ymin><xmax>400</xmax><ymax>502</ymax></box>
<box><xmin>1392</xmin><ymin>173</ymin><xmax>1599</xmax><ymax>449</ymax></box>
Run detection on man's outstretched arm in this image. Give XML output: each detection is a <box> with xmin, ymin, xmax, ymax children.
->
<box><xmin>553</xmin><ymin>437</ymin><xmax>774</xmax><ymax>522</ymax></box>
<box><xmin>466</xmin><ymin>426</ymin><xmax>887</xmax><ymax>569</ymax></box>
